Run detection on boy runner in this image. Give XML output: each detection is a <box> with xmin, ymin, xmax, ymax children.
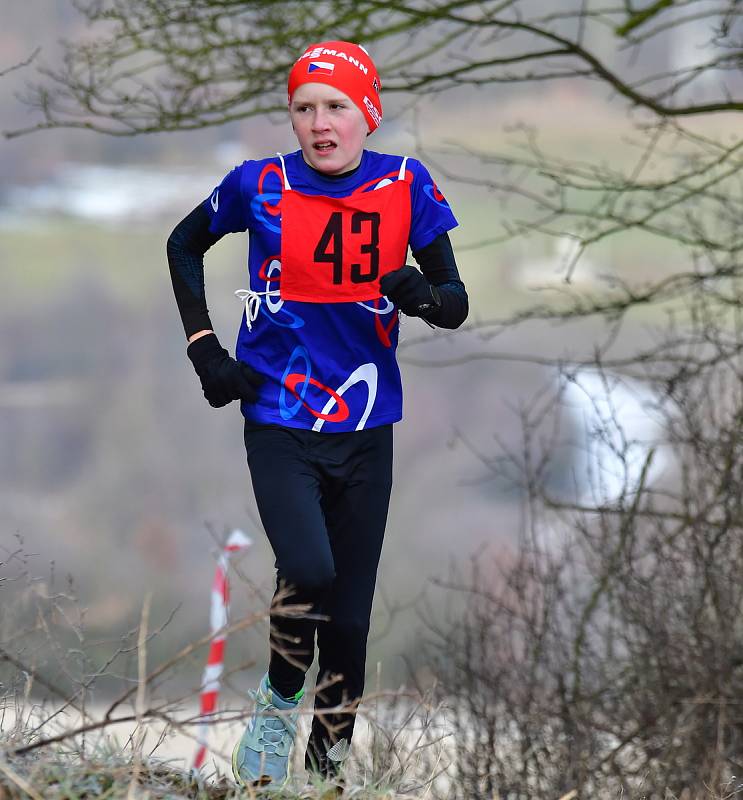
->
<box><xmin>166</xmin><ymin>40</ymin><xmax>468</xmax><ymax>790</ymax></box>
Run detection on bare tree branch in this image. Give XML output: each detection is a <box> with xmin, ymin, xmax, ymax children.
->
<box><xmin>0</xmin><ymin>48</ymin><xmax>40</xmax><ymax>79</ymax></box>
<box><xmin>8</xmin><ymin>1</ymin><xmax>743</xmax><ymax>137</ymax></box>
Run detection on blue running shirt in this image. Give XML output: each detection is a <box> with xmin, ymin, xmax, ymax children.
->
<box><xmin>203</xmin><ymin>149</ymin><xmax>458</xmax><ymax>432</ymax></box>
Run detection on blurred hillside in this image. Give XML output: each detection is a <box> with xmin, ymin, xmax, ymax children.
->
<box><xmin>0</xmin><ymin>1</ymin><xmax>715</xmax><ymax>691</ymax></box>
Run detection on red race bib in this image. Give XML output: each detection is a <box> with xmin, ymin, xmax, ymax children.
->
<box><xmin>278</xmin><ymin>157</ymin><xmax>412</xmax><ymax>303</ymax></box>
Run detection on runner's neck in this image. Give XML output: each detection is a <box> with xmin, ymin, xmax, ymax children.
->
<box><xmin>301</xmin><ymin>154</ymin><xmax>363</xmax><ymax>180</ymax></box>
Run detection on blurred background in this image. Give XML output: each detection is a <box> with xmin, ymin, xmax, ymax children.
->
<box><xmin>1</xmin><ymin>1</ymin><xmax>735</xmax><ymax>694</ymax></box>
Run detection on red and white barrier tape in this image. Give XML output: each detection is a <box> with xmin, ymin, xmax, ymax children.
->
<box><xmin>192</xmin><ymin>528</ymin><xmax>252</xmax><ymax>772</ymax></box>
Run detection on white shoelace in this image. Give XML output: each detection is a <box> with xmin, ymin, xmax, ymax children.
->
<box><xmin>235</xmin><ymin>288</ymin><xmax>428</xmax><ymax>337</ymax></box>
<box><xmin>234</xmin><ymin>288</ymin><xmax>281</xmax><ymax>332</ymax></box>
<box><xmin>248</xmin><ymin>687</ymin><xmax>299</xmax><ymax>751</ymax></box>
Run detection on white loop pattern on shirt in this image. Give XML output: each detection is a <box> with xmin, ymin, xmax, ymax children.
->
<box><xmin>234</xmin><ymin>288</ymin><xmax>280</xmax><ymax>332</ymax></box>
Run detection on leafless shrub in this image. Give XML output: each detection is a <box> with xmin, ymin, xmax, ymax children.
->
<box><xmin>413</xmin><ymin>279</ymin><xmax>743</xmax><ymax>798</ymax></box>
<box><xmin>0</xmin><ymin>535</ymin><xmax>451</xmax><ymax>798</ymax></box>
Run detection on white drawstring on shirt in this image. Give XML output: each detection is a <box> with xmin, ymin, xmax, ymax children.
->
<box><xmin>234</xmin><ymin>288</ymin><xmax>280</xmax><ymax>332</ymax></box>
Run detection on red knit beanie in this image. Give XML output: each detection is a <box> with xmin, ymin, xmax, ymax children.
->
<box><xmin>287</xmin><ymin>41</ymin><xmax>382</xmax><ymax>132</ymax></box>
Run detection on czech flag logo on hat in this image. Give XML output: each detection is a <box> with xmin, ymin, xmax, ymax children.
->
<box><xmin>308</xmin><ymin>61</ymin><xmax>335</xmax><ymax>76</ymax></box>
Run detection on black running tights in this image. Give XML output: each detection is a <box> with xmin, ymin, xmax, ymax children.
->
<box><xmin>243</xmin><ymin>421</ymin><xmax>393</xmax><ymax>775</ymax></box>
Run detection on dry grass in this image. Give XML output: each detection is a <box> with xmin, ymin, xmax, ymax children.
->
<box><xmin>0</xmin><ymin>540</ymin><xmax>453</xmax><ymax>799</ymax></box>
<box><xmin>0</xmin><ymin>702</ymin><xmax>444</xmax><ymax>800</ymax></box>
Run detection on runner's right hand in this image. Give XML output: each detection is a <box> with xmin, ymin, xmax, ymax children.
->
<box><xmin>187</xmin><ymin>333</ymin><xmax>265</xmax><ymax>408</ymax></box>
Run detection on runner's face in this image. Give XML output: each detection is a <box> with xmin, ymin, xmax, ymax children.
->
<box><xmin>289</xmin><ymin>83</ymin><xmax>369</xmax><ymax>175</ymax></box>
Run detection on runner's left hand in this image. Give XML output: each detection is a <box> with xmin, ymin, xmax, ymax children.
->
<box><xmin>380</xmin><ymin>265</ymin><xmax>441</xmax><ymax>318</ymax></box>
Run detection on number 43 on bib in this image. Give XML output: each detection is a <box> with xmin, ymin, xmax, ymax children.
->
<box><xmin>279</xmin><ymin>163</ymin><xmax>412</xmax><ymax>303</ymax></box>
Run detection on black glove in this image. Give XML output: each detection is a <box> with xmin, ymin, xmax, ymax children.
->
<box><xmin>380</xmin><ymin>265</ymin><xmax>442</xmax><ymax>318</ymax></box>
<box><xmin>187</xmin><ymin>333</ymin><xmax>265</xmax><ymax>408</ymax></box>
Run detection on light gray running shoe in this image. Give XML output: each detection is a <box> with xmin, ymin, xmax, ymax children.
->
<box><xmin>232</xmin><ymin>672</ymin><xmax>303</xmax><ymax>788</ymax></box>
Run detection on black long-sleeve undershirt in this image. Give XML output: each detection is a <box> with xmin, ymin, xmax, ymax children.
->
<box><xmin>410</xmin><ymin>234</ymin><xmax>469</xmax><ymax>329</ymax></box>
<box><xmin>166</xmin><ymin>203</ymin><xmax>223</xmax><ymax>339</ymax></box>
<box><xmin>166</xmin><ymin>202</ymin><xmax>468</xmax><ymax>338</ymax></box>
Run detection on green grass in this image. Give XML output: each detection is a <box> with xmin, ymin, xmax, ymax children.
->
<box><xmin>1</xmin><ymin>219</ymin><xmax>243</xmax><ymax>305</ymax></box>
<box><xmin>0</xmin><ymin>205</ymin><xmax>689</xmax><ymax>328</ymax></box>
